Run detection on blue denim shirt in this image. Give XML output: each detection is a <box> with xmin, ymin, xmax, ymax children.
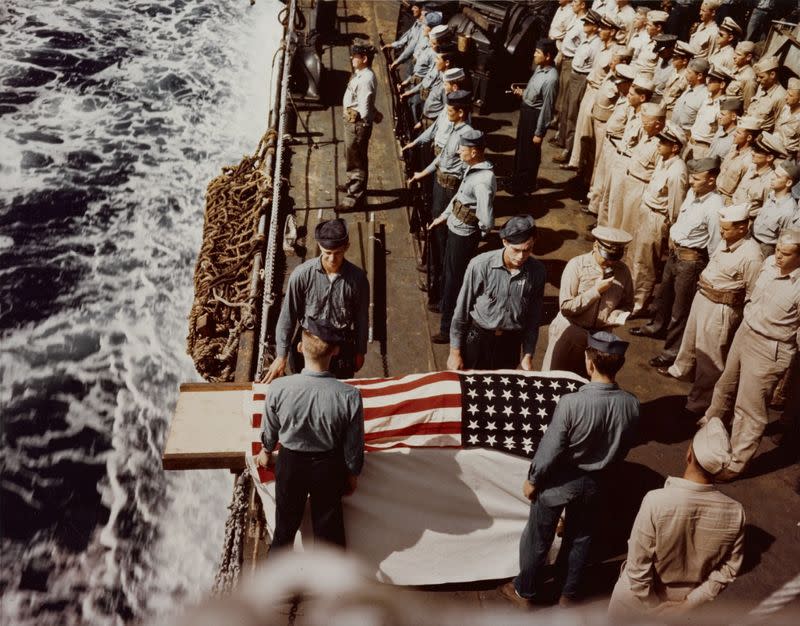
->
<box><xmin>442</xmin><ymin>159</ymin><xmax>496</xmax><ymax>236</ymax></box>
<box><xmin>261</xmin><ymin>370</ymin><xmax>365</xmax><ymax>475</ymax></box>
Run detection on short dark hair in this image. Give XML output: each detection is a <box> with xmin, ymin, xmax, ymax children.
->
<box><xmin>439</xmin><ymin>51</ymin><xmax>460</xmax><ymax>66</ymax></box>
<box><xmin>585</xmin><ymin>347</ymin><xmax>625</xmax><ymax>377</ymax></box>
<box><xmin>301</xmin><ymin>330</ymin><xmax>336</xmax><ymax>359</ymax></box>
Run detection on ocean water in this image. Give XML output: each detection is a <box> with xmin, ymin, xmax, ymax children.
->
<box><xmin>0</xmin><ymin>0</ymin><xmax>281</xmax><ymax>622</ymax></box>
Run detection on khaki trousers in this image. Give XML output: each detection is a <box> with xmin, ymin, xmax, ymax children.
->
<box><xmin>542</xmin><ymin>313</ymin><xmax>590</xmax><ymax>377</ymax></box>
<box><xmin>590</xmin><ymin>138</ymin><xmax>617</xmax><ymax>219</ymax></box>
<box><xmin>567</xmin><ymin>84</ymin><xmax>598</xmax><ymax>168</ymax></box>
<box><xmin>629</xmin><ymin>207</ymin><xmax>669</xmax><ymax>314</ymax></box>
<box><xmin>668</xmin><ymin>293</ymin><xmax>743</xmax><ymax>414</ymax></box>
<box><xmin>705</xmin><ymin>323</ymin><xmax>795</xmax><ymax>472</ymax></box>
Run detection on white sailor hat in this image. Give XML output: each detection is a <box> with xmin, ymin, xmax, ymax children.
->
<box><xmin>754</xmin><ymin>55</ymin><xmax>780</xmax><ymax>73</ymax></box>
<box><xmin>718</xmin><ymin>203</ymin><xmax>750</xmax><ymax>223</ymax></box>
<box><xmin>443</xmin><ymin>67</ymin><xmax>466</xmax><ymax>83</ymax></box>
<box><xmin>641</xmin><ymin>102</ymin><xmax>667</xmax><ymax>118</ymax></box>
<box><xmin>778</xmin><ymin>229</ymin><xmax>800</xmax><ymax>246</ymax></box>
<box><xmin>647</xmin><ymin>10</ymin><xmax>669</xmax><ymax>25</ymax></box>
<box><xmin>788</xmin><ymin>77</ymin><xmax>800</xmax><ymax>91</ymax></box>
<box><xmin>735</xmin><ymin>41</ymin><xmax>755</xmax><ymax>54</ymax></box>
<box><xmin>692</xmin><ymin>417</ymin><xmax>732</xmax><ymax>476</ymax></box>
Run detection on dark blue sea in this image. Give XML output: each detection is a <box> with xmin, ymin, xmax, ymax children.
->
<box><xmin>0</xmin><ymin>1</ymin><xmax>280</xmax><ymax>622</ymax></box>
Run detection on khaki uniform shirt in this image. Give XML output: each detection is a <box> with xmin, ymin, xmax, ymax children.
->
<box><xmin>747</xmin><ymin>82</ymin><xmax>787</xmax><ymax>132</ymax></box>
<box><xmin>708</xmin><ymin>126</ymin><xmax>735</xmax><ymax>160</ymax></box>
<box><xmin>744</xmin><ymin>256</ymin><xmax>800</xmax><ymax>346</ymax></box>
<box><xmin>726</xmin><ymin>64</ymin><xmax>756</xmax><ymax>110</ymax></box>
<box><xmin>622</xmin><ymin>477</ymin><xmax>745</xmax><ymax>608</ymax></box>
<box><xmin>753</xmin><ymin>192</ymin><xmax>798</xmax><ymax>245</ymax></box>
<box><xmin>587</xmin><ymin>41</ymin><xmax>618</xmax><ymax>89</ymax></box>
<box><xmin>689</xmin><ymin>21</ymin><xmax>719</xmax><ymax>59</ymax></box>
<box><xmin>731</xmin><ymin>163</ymin><xmax>773</xmax><ymax>216</ymax></box>
<box><xmin>592</xmin><ymin>78</ymin><xmax>620</xmax><ymax>123</ymax></box>
<box><xmin>717</xmin><ymin>145</ymin><xmax>752</xmax><ymax>198</ymax></box>
<box><xmin>634</xmin><ymin>41</ymin><xmax>658</xmax><ymax>76</ymax></box>
<box><xmin>672</xmin><ymin>84</ymin><xmax>708</xmax><ymax>131</ymax></box>
<box><xmin>629</xmin><ymin>29</ymin><xmax>650</xmax><ymax>61</ymax></box>
<box><xmin>627</xmin><ymin>135</ymin><xmax>660</xmax><ymax>183</ymax></box>
<box><xmin>559</xmin><ymin>252</ymin><xmax>633</xmax><ymax>330</ymax></box>
<box><xmin>617</xmin><ymin>108</ymin><xmax>643</xmax><ymax>156</ymax></box>
<box><xmin>548</xmin><ymin>4</ymin><xmax>577</xmax><ymax>47</ymax></box>
<box><xmin>663</xmin><ymin>68</ymin><xmax>689</xmax><ymax>113</ymax></box>
<box><xmin>670</xmin><ymin>189</ymin><xmax>724</xmax><ymax>253</ymax></box>
<box><xmin>776</xmin><ymin>105</ymin><xmax>800</xmax><ymax>156</ymax></box>
<box><xmin>690</xmin><ymin>95</ymin><xmax>722</xmax><ymax>145</ymax></box>
<box><xmin>709</xmin><ymin>45</ymin><xmax>736</xmax><ymax>72</ymax></box>
<box><xmin>606</xmin><ymin>97</ymin><xmax>630</xmax><ymax>139</ymax></box>
<box><xmin>643</xmin><ymin>155</ymin><xmax>689</xmax><ymax>222</ymax></box>
<box><xmin>703</xmin><ymin>238</ymin><xmax>763</xmax><ymax>297</ymax></box>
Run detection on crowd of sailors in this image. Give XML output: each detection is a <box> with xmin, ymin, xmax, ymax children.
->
<box><xmin>256</xmin><ymin>0</ymin><xmax>799</xmax><ymax>616</ymax></box>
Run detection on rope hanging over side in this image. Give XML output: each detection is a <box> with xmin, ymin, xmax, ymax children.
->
<box><xmin>212</xmin><ymin>471</ymin><xmax>251</xmax><ymax>596</ymax></box>
<box><xmin>186</xmin><ymin>129</ymin><xmax>277</xmax><ymax>381</ymax></box>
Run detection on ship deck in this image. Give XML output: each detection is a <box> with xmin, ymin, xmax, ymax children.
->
<box><xmin>275</xmin><ymin>0</ymin><xmax>799</xmax><ymax>619</ymax></box>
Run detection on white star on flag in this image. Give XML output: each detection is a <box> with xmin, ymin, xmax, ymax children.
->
<box><xmin>539</xmin><ymin>423</ymin><xmax>548</xmax><ymax>433</ymax></box>
<box><xmin>467</xmin><ymin>404</ymin><xmax>479</xmax><ymax>415</ymax></box>
<box><xmin>521</xmin><ymin>423</ymin><xmax>532</xmax><ymax>432</ymax></box>
<box><xmin>468</xmin><ymin>434</ymin><xmax>480</xmax><ymax>444</ymax></box>
<box><xmin>467</xmin><ymin>388</ymin><xmax>477</xmax><ymax>399</ymax></box>
<box><xmin>504</xmin><ymin>422</ymin><xmax>515</xmax><ymax>431</ymax></box>
<box><xmin>523</xmin><ymin>442</ymin><xmax>534</xmax><ymax>453</ymax></box>
<box><xmin>500</xmin><ymin>376</ymin><xmax>510</xmax><ymax>385</ymax></box>
<box><xmin>519</xmin><ymin>391</ymin><xmax>529</xmax><ymax>401</ymax></box>
<box><xmin>468</xmin><ymin>419</ymin><xmax>479</xmax><ymax>429</ymax></box>
<box><xmin>516</xmin><ymin>378</ymin><xmax>527</xmax><ymax>387</ymax></box>
<box><xmin>552</xmin><ymin>395</ymin><xmax>561</xmax><ymax>403</ymax></box>
<box><xmin>535</xmin><ymin>393</ymin><xmax>545</xmax><ymax>402</ymax></box>
<box><xmin>520</xmin><ymin>406</ymin><xmax>531</xmax><ymax>418</ymax></box>
<box><xmin>502</xmin><ymin>389</ymin><xmax>513</xmax><ymax>400</ymax></box>
<box><xmin>503</xmin><ymin>405</ymin><xmax>513</xmax><ymax>416</ymax></box>
<box><xmin>537</xmin><ymin>408</ymin><xmax>547</xmax><ymax>418</ymax></box>
<box><xmin>503</xmin><ymin>437</ymin><xmax>516</xmax><ymax>450</ymax></box>
<box><xmin>533</xmin><ymin>380</ymin><xmax>543</xmax><ymax>388</ymax></box>
<box><xmin>486</xmin><ymin>405</ymin><xmax>496</xmax><ymax>417</ymax></box>
<box><xmin>483</xmin><ymin>376</ymin><xmax>494</xmax><ymax>385</ymax></box>
<box><xmin>486</xmin><ymin>435</ymin><xmax>497</xmax><ymax>445</ymax></box>
<box><xmin>566</xmin><ymin>382</ymin><xmax>577</xmax><ymax>391</ymax></box>
<box><xmin>484</xmin><ymin>388</ymin><xmax>496</xmax><ymax>400</ymax></box>
<box><xmin>465</xmin><ymin>375</ymin><xmax>476</xmax><ymax>384</ymax></box>
<box><xmin>486</xmin><ymin>421</ymin><xmax>497</xmax><ymax>430</ymax></box>
<box><xmin>549</xmin><ymin>380</ymin><xmax>560</xmax><ymax>389</ymax></box>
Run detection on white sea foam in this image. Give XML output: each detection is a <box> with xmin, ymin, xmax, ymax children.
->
<box><xmin>0</xmin><ymin>0</ymin><xmax>282</xmax><ymax>622</ymax></box>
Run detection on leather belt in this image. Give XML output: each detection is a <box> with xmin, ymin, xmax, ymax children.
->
<box><xmin>670</xmin><ymin>241</ymin><xmax>708</xmax><ymax>261</ymax></box>
<box><xmin>452</xmin><ymin>199</ymin><xmax>478</xmax><ymax>225</ymax></box>
<box><xmin>690</xmin><ymin>137</ymin><xmax>711</xmax><ymax>146</ymax></box>
<box><xmin>433</xmin><ymin>144</ymin><xmax>442</xmax><ymax>157</ymax></box>
<box><xmin>626</xmin><ymin>169</ymin><xmax>650</xmax><ymax>184</ymax></box>
<box><xmin>421</xmin><ymin>87</ymin><xmax>430</xmax><ymax>100</ymax></box>
<box><xmin>698</xmin><ymin>277</ymin><xmax>745</xmax><ymax>306</ymax></box>
<box><xmin>472</xmin><ymin>322</ymin><xmax>521</xmax><ymax>337</ymax></box>
<box><xmin>436</xmin><ymin>169</ymin><xmax>461</xmax><ymax>191</ymax></box>
<box><xmin>344</xmin><ymin>107</ymin><xmax>360</xmax><ymax>123</ymax></box>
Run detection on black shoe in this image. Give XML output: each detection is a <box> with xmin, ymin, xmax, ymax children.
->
<box><xmin>427</xmin><ymin>302</ymin><xmax>441</xmax><ymax>314</ymax></box>
<box><xmin>431</xmin><ymin>332</ymin><xmax>449</xmax><ymax>344</ymax></box>
<box><xmin>649</xmin><ymin>355</ymin><xmax>675</xmax><ymax>368</ymax></box>
<box><xmin>630</xmin><ymin>325</ymin><xmax>657</xmax><ymax>337</ymax></box>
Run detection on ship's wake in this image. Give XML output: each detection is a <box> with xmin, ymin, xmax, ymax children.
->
<box><xmin>0</xmin><ymin>0</ymin><xmax>280</xmax><ymax>622</ymax></box>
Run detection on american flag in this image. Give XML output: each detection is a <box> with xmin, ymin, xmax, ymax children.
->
<box><xmin>246</xmin><ymin>370</ymin><xmax>586</xmax><ymax>483</ymax></box>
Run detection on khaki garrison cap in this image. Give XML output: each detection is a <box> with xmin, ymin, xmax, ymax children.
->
<box><xmin>754</xmin><ymin>131</ymin><xmax>788</xmax><ymax>158</ymax></box>
<box><xmin>693</xmin><ymin>417</ymin><xmax>732</xmax><ymax>475</ymax></box>
<box><xmin>674</xmin><ymin>41</ymin><xmax>696</xmax><ymax>58</ymax></box>
<box><xmin>735</xmin><ymin>41</ymin><xmax>755</xmax><ymax>54</ymax></box>
<box><xmin>788</xmin><ymin>78</ymin><xmax>800</xmax><ymax>91</ymax></box>
<box><xmin>641</xmin><ymin>102</ymin><xmax>667</xmax><ymax>118</ymax></box>
<box><xmin>718</xmin><ymin>203</ymin><xmax>750</xmax><ymax>222</ymax></box>
<box><xmin>719</xmin><ymin>17</ymin><xmax>743</xmax><ymax>38</ymax></box>
<box><xmin>658</xmin><ymin>121</ymin><xmax>688</xmax><ymax>147</ymax></box>
<box><xmin>737</xmin><ymin>115</ymin><xmax>762</xmax><ymax>131</ymax></box>
<box><xmin>754</xmin><ymin>56</ymin><xmax>781</xmax><ymax>73</ymax></box>
<box><xmin>778</xmin><ymin>229</ymin><xmax>800</xmax><ymax>246</ymax></box>
<box><xmin>632</xmin><ymin>76</ymin><xmax>655</xmax><ymax>92</ymax></box>
<box><xmin>777</xmin><ymin>160</ymin><xmax>800</xmax><ymax>183</ymax></box>
<box><xmin>688</xmin><ymin>58</ymin><xmax>710</xmax><ymax>73</ymax></box>
<box><xmin>688</xmin><ymin>156</ymin><xmax>721</xmax><ymax>173</ymax></box>
<box><xmin>708</xmin><ymin>64</ymin><xmax>734</xmax><ymax>82</ymax></box>
<box><xmin>647</xmin><ymin>10</ymin><xmax>669</xmax><ymax>24</ymax></box>
<box><xmin>719</xmin><ymin>97</ymin><xmax>743</xmax><ymax>112</ymax></box>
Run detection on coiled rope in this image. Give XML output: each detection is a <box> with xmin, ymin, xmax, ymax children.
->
<box><xmin>212</xmin><ymin>471</ymin><xmax>251</xmax><ymax>595</ymax></box>
<box><xmin>186</xmin><ymin>129</ymin><xmax>277</xmax><ymax>381</ymax></box>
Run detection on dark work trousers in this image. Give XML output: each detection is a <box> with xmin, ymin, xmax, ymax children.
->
<box><xmin>559</xmin><ymin>72</ymin><xmax>587</xmax><ymax>159</ymax></box>
<box><xmin>463</xmin><ymin>324</ymin><xmax>523</xmax><ymax>370</ymax></box>
<box><xmin>271</xmin><ymin>447</ymin><xmax>347</xmax><ymax>549</ymax></box>
<box><xmin>288</xmin><ymin>326</ymin><xmax>357</xmax><ymax>379</ymax></box>
<box><xmin>440</xmin><ymin>229</ymin><xmax>481</xmax><ymax>336</ymax></box>
<box><xmin>512</xmin><ymin>103</ymin><xmax>542</xmax><ymax>195</ymax></box>
<box><xmin>343</xmin><ymin>118</ymin><xmax>372</xmax><ymax>206</ymax></box>
<box><xmin>428</xmin><ymin>179</ymin><xmax>458</xmax><ymax>303</ymax></box>
<box><xmin>648</xmin><ymin>252</ymin><xmax>707</xmax><ymax>360</ymax></box>
<box><xmin>554</xmin><ymin>56</ymin><xmax>573</xmax><ymax>146</ymax></box>
<box><xmin>665</xmin><ymin>2</ymin><xmax>699</xmax><ymax>42</ymax></box>
<box><xmin>514</xmin><ymin>471</ymin><xmax>601</xmax><ymax>600</ymax></box>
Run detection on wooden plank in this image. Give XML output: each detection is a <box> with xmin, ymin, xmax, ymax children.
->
<box><xmin>162</xmin><ymin>386</ymin><xmax>252</xmax><ymax>470</ymax></box>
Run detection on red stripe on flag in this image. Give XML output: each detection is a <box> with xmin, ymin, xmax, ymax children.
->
<box><xmin>364</xmin><ymin>421</ymin><xmax>462</xmax><ymax>442</ymax></box>
<box><xmin>357</xmin><ymin>371</ymin><xmax>459</xmax><ymax>398</ymax></box>
<box><xmin>252</xmin><ymin>413</ymin><xmax>262</xmax><ymax>428</ymax></box>
<box><xmin>251</xmin><ymin>441</ymin><xmax>262</xmax><ymax>456</ymax></box>
<box><xmin>364</xmin><ymin>394</ymin><xmax>461</xmax><ymax>420</ymax></box>
<box><xmin>253</xmin><ymin>393</ymin><xmax>266</xmax><ymax>401</ymax></box>
<box><xmin>257</xmin><ymin>465</ymin><xmax>275</xmax><ymax>483</ymax></box>
<box><xmin>365</xmin><ymin>443</ymin><xmax>462</xmax><ymax>452</ymax></box>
